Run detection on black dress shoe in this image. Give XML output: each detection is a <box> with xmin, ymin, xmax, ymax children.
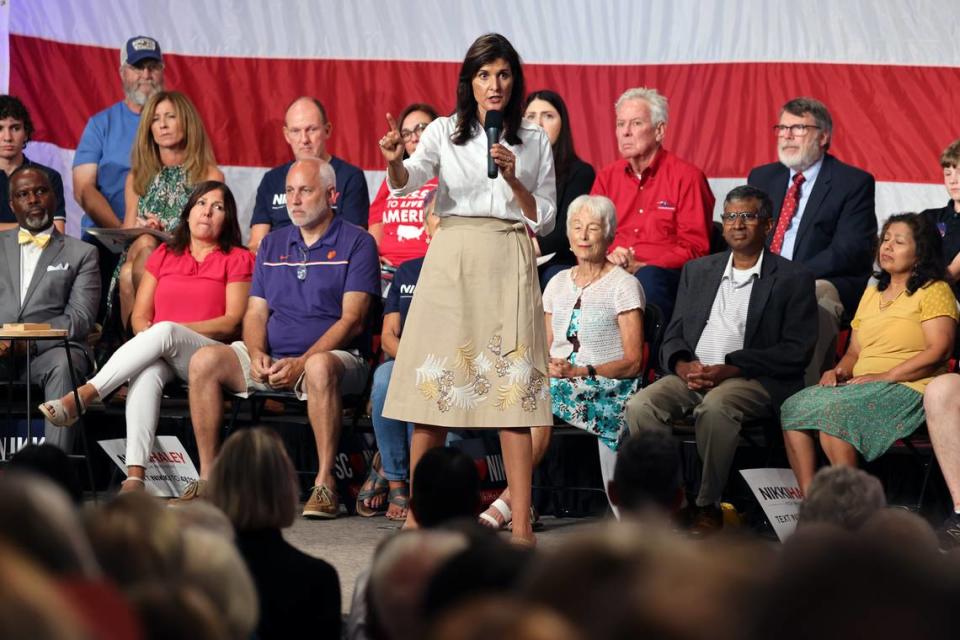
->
<box><xmin>689</xmin><ymin>504</ymin><xmax>724</xmax><ymax>537</ymax></box>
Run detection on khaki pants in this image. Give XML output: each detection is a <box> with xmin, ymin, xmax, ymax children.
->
<box><xmin>625</xmin><ymin>375</ymin><xmax>772</xmax><ymax>507</ymax></box>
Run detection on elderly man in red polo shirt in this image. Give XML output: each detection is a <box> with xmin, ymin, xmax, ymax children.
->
<box><xmin>591</xmin><ymin>87</ymin><xmax>715</xmax><ymax>322</ymax></box>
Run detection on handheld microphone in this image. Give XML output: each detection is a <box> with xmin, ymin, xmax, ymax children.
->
<box><xmin>484</xmin><ymin>110</ymin><xmax>503</xmax><ymax>179</ymax></box>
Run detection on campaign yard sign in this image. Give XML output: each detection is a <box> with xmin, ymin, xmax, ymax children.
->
<box><xmin>98</xmin><ymin>436</ymin><xmax>198</xmax><ymax>497</ymax></box>
<box><xmin>739</xmin><ymin>468</ymin><xmax>803</xmax><ymax>541</ymax></box>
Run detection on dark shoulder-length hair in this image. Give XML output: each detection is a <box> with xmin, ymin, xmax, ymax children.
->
<box><xmin>523</xmin><ymin>89</ymin><xmax>580</xmax><ymax>185</ymax></box>
<box><xmin>167</xmin><ymin>181</ymin><xmax>242</xmax><ymax>255</ymax></box>
<box><xmin>451</xmin><ymin>33</ymin><xmax>525</xmax><ymax>147</ymax></box>
<box><xmin>874</xmin><ymin>212</ymin><xmax>946</xmax><ymax>295</ymax></box>
<box><xmin>397</xmin><ymin>102</ymin><xmax>439</xmax><ymax>159</ymax></box>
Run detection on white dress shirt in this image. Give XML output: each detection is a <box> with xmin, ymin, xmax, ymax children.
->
<box><xmin>695</xmin><ymin>252</ymin><xmax>764</xmax><ymax>366</ymax></box>
<box><xmin>19</xmin><ymin>227</ymin><xmax>53</xmax><ymax>305</ymax></box>
<box><xmin>779</xmin><ymin>156</ymin><xmax>823</xmax><ymax>260</ymax></box>
<box><xmin>389</xmin><ymin>115</ymin><xmax>557</xmax><ymax>235</ymax></box>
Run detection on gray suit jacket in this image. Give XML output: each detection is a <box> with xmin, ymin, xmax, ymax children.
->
<box><xmin>0</xmin><ymin>228</ymin><xmax>100</xmax><ymax>355</ymax></box>
<box><xmin>660</xmin><ymin>249</ymin><xmax>817</xmax><ymax>410</ymax></box>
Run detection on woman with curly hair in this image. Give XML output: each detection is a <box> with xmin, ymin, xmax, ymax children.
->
<box><xmin>781</xmin><ymin>213</ymin><xmax>958</xmax><ymax>493</ymax></box>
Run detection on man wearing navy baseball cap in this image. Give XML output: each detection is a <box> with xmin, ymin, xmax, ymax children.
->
<box><xmin>72</xmin><ymin>35</ymin><xmax>165</xmax><ymax>321</ymax></box>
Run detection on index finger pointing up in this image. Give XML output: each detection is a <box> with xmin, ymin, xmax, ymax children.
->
<box><xmin>386</xmin><ymin>112</ymin><xmax>399</xmax><ymax>132</ymax></box>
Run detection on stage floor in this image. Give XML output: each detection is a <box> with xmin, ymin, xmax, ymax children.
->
<box><xmin>283</xmin><ymin>511</ymin><xmax>606</xmax><ymax>612</ymax></box>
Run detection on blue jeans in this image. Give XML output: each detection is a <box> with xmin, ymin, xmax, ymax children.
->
<box><xmin>635</xmin><ymin>265</ymin><xmax>682</xmax><ymax>324</ymax></box>
<box><xmin>371</xmin><ymin>360</ymin><xmax>414</xmax><ymax>481</ymax></box>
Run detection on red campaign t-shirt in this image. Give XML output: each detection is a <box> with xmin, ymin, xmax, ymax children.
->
<box><xmin>145</xmin><ymin>243</ymin><xmax>254</xmax><ymax>323</ymax></box>
<box><xmin>591</xmin><ymin>149</ymin><xmax>715</xmax><ymax>270</ymax></box>
<box><xmin>369</xmin><ymin>177</ymin><xmax>438</xmax><ymax>265</ymax></box>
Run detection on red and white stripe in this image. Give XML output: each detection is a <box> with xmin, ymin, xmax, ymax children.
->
<box><xmin>3</xmin><ymin>0</ymin><xmax>959</xmax><ymax>237</ymax></box>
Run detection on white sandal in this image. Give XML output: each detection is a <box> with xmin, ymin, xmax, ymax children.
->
<box><xmin>120</xmin><ymin>477</ymin><xmax>146</xmax><ymax>493</ymax></box>
<box><xmin>38</xmin><ymin>394</ymin><xmax>86</xmax><ymax>428</ymax></box>
<box><xmin>478</xmin><ymin>498</ymin><xmax>512</xmax><ymax>530</ymax></box>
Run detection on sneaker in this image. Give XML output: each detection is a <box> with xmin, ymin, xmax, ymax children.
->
<box><xmin>936</xmin><ymin>512</ymin><xmax>960</xmax><ymax>550</ymax></box>
<box><xmin>171</xmin><ymin>479</ymin><xmax>207</xmax><ymax>503</ymax></box>
<box><xmin>303</xmin><ymin>484</ymin><xmax>339</xmax><ymax>519</ymax></box>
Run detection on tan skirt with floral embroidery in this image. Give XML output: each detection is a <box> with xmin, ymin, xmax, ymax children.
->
<box><xmin>382</xmin><ymin>215</ymin><xmax>552</xmax><ymax>428</ymax></box>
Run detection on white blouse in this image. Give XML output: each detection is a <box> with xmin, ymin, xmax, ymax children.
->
<box><xmin>388</xmin><ymin>115</ymin><xmax>557</xmax><ymax>235</ymax></box>
<box><xmin>542</xmin><ymin>266</ymin><xmax>645</xmax><ymax>366</ymax></box>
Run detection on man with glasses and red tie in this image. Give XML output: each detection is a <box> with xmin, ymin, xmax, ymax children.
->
<box><xmin>185</xmin><ymin>159</ymin><xmax>379</xmax><ymax>515</ymax></box>
<box><xmin>748</xmin><ymin>97</ymin><xmax>876</xmax><ymax>385</ymax></box>
<box><xmin>624</xmin><ymin>186</ymin><xmax>816</xmax><ymax>535</ymax></box>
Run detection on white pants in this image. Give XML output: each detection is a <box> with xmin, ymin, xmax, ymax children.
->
<box><xmin>89</xmin><ymin>322</ymin><xmax>217</xmax><ymax>467</ymax></box>
<box><xmin>598</xmin><ymin>440</ymin><xmax>620</xmax><ymax>520</ymax></box>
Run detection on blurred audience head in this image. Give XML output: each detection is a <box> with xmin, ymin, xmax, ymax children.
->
<box><xmin>168</xmin><ymin>498</ymin><xmax>235</xmax><ymax>540</ymax></box>
<box><xmin>752</xmin><ymin>527</ymin><xmax>960</xmax><ymax>640</ymax></box>
<box><xmin>524</xmin><ymin>520</ymin><xmax>772</xmax><ymax>640</ymax></box>
<box><xmin>129</xmin><ymin>583</ymin><xmax>230</xmax><ymax>640</ymax></box>
<box><xmin>181</xmin><ymin>528</ymin><xmax>259</xmax><ymax>639</ymax></box>
<box><xmin>119</xmin><ymin>35</ymin><xmax>164</xmax><ymax>106</ymax></box>
<box><xmin>798</xmin><ymin>466</ymin><xmax>886</xmax><ymax>531</ymax></box>
<box><xmin>368</xmin><ymin>530</ymin><xmax>469</xmax><ymax>640</ymax></box>
<box><xmin>427</xmin><ymin>596</ymin><xmax>582</xmax><ymax>640</ymax></box>
<box><xmin>0</xmin><ymin>541</ymin><xmax>89</xmax><ymax>640</ymax></box>
<box><xmin>208</xmin><ymin>426</ymin><xmax>299</xmax><ymax>532</ymax></box>
<box><xmin>422</xmin><ymin>537</ymin><xmax>535</xmax><ymax>626</ymax></box>
<box><xmin>410</xmin><ymin>446</ymin><xmax>481</xmax><ymax>528</ymax></box>
<box><xmin>609</xmin><ymin>427</ymin><xmax>682</xmax><ymax>516</ymax></box>
<box><xmin>0</xmin><ymin>471</ymin><xmax>99</xmax><ymax>577</ymax></box>
<box><xmin>84</xmin><ymin>491</ymin><xmax>183</xmax><ymax>589</ymax></box>
<box><xmin>9</xmin><ymin>443</ymin><xmax>83</xmax><ymax>504</ymax></box>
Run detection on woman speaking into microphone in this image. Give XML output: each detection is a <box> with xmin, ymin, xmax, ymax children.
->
<box><xmin>378</xmin><ymin>33</ymin><xmax>556</xmax><ymax>544</ymax></box>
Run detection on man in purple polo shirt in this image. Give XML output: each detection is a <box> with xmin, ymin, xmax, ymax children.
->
<box><xmin>184</xmin><ymin>158</ymin><xmax>379</xmax><ymax>518</ymax></box>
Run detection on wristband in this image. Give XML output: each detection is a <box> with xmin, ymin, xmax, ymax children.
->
<box><xmin>586</xmin><ymin>364</ymin><xmax>597</xmax><ymax>379</ymax></box>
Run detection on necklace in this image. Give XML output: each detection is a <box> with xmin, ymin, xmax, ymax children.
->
<box><xmin>879</xmin><ymin>286</ymin><xmax>905</xmax><ymax>310</ymax></box>
<box><xmin>573</xmin><ymin>264</ymin><xmax>606</xmax><ymax>289</ymax></box>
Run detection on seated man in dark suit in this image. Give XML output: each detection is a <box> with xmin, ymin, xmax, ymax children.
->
<box><xmin>625</xmin><ymin>186</ymin><xmax>817</xmax><ymax>534</ymax></box>
<box><xmin>748</xmin><ymin>97</ymin><xmax>876</xmax><ymax>385</ymax></box>
<box><xmin>0</xmin><ymin>166</ymin><xmax>99</xmax><ymax>450</ymax></box>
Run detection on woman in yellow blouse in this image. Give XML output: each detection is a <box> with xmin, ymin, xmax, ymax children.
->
<box><xmin>781</xmin><ymin>213</ymin><xmax>958</xmax><ymax>494</ymax></box>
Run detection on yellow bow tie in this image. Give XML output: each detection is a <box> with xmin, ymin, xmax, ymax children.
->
<box><xmin>18</xmin><ymin>230</ymin><xmax>51</xmax><ymax>249</ymax></box>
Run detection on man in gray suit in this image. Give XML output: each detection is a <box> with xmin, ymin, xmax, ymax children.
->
<box><xmin>0</xmin><ymin>166</ymin><xmax>99</xmax><ymax>449</ymax></box>
<box><xmin>625</xmin><ymin>185</ymin><xmax>817</xmax><ymax>535</ymax></box>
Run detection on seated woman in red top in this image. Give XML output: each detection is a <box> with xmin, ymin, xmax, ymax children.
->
<box><xmin>367</xmin><ymin>103</ymin><xmax>439</xmax><ymax>293</ymax></box>
<box><xmin>40</xmin><ymin>181</ymin><xmax>253</xmax><ymax>490</ymax></box>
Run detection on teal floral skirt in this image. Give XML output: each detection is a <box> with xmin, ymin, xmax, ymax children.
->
<box><xmin>550</xmin><ymin>309</ymin><xmax>639</xmax><ymax>451</ymax></box>
<box><xmin>780</xmin><ymin>381</ymin><xmax>924</xmax><ymax>461</ymax></box>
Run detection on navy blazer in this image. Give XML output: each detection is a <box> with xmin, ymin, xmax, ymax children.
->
<box><xmin>661</xmin><ymin>250</ymin><xmax>817</xmax><ymax>410</ymax></box>
<box><xmin>748</xmin><ymin>153</ymin><xmax>876</xmax><ymax>315</ymax></box>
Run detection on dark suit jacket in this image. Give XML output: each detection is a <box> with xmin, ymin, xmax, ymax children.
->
<box><xmin>539</xmin><ymin>159</ymin><xmax>596</xmax><ymax>261</ymax></box>
<box><xmin>748</xmin><ymin>153</ymin><xmax>876</xmax><ymax>315</ymax></box>
<box><xmin>661</xmin><ymin>250</ymin><xmax>817</xmax><ymax>410</ymax></box>
<box><xmin>0</xmin><ymin>228</ymin><xmax>99</xmax><ymax>354</ymax></box>
<box><xmin>236</xmin><ymin>528</ymin><xmax>341</xmax><ymax>640</ymax></box>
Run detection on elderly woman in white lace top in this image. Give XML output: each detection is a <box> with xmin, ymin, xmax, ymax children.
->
<box><xmin>543</xmin><ymin>194</ymin><xmax>645</xmax><ymax>485</ymax></box>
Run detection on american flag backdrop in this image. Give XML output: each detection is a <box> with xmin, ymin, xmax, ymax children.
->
<box><xmin>2</xmin><ymin>0</ymin><xmax>959</xmax><ymax>238</ymax></box>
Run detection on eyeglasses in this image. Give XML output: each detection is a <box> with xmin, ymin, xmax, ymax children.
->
<box><xmin>720</xmin><ymin>211</ymin><xmax>766</xmax><ymax>224</ymax></box>
<box><xmin>772</xmin><ymin>124</ymin><xmax>820</xmax><ymax>137</ymax></box>
<box><xmin>400</xmin><ymin>123</ymin><xmax>429</xmax><ymax>141</ymax></box>
<box><xmin>296</xmin><ymin>246</ymin><xmax>308</xmax><ymax>281</ymax></box>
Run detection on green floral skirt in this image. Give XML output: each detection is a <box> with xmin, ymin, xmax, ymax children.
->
<box><xmin>780</xmin><ymin>381</ymin><xmax>924</xmax><ymax>461</ymax></box>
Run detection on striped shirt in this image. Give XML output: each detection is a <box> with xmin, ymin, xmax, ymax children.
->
<box><xmin>694</xmin><ymin>253</ymin><xmax>763</xmax><ymax>366</ymax></box>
